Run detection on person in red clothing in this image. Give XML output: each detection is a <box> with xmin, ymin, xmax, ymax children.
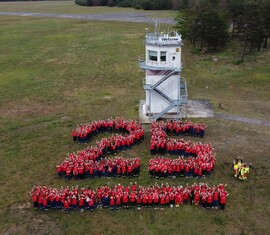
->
<box><xmin>32</xmin><ymin>193</ymin><xmax>38</xmax><ymax>209</ymax></box>
<box><xmin>88</xmin><ymin>197</ymin><xmax>95</xmax><ymax>212</ymax></box>
<box><xmin>122</xmin><ymin>192</ymin><xmax>129</xmax><ymax>209</ymax></box>
<box><xmin>57</xmin><ymin>165</ymin><xmax>63</xmax><ymax>178</ymax></box>
<box><xmin>64</xmin><ymin>199</ymin><xmax>70</xmax><ymax>213</ymax></box>
<box><xmin>207</xmin><ymin>192</ymin><xmax>213</xmax><ymax>209</ymax></box>
<box><xmin>127</xmin><ymin>164</ymin><xmax>133</xmax><ymax>177</ymax></box>
<box><xmin>79</xmin><ymin>195</ymin><xmax>85</xmax><ymax>212</ymax></box>
<box><xmin>43</xmin><ymin>197</ymin><xmax>48</xmax><ymax>211</ymax></box>
<box><xmin>136</xmin><ymin>194</ymin><xmax>142</xmax><ymax>209</ymax></box>
<box><xmin>220</xmin><ymin>191</ymin><xmax>229</xmax><ymax>210</ymax></box>
<box><xmin>38</xmin><ymin>195</ymin><xmax>43</xmax><ymax>209</ymax></box>
<box><xmin>110</xmin><ymin>196</ymin><xmax>115</xmax><ymax>210</ymax></box>
<box><xmin>72</xmin><ymin>130</ymin><xmax>77</xmax><ymax>142</ymax></box>
<box><xmin>147</xmin><ymin>193</ymin><xmax>153</xmax><ymax>207</ymax></box>
<box><xmin>183</xmin><ymin>189</ymin><xmax>189</xmax><ymax>205</ymax></box>
<box><xmin>66</xmin><ymin>167</ymin><xmax>71</xmax><ymax>180</ymax></box>
<box><xmin>213</xmin><ymin>190</ymin><xmax>219</xmax><ymax>209</ymax></box>
<box><xmin>160</xmin><ymin>194</ymin><xmax>165</xmax><ymax>208</ymax></box>
<box><xmin>115</xmin><ymin>194</ymin><xmax>122</xmax><ymax>210</ymax></box>
<box><xmin>130</xmin><ymin>191</ymin><xmax>136</xmax><ymax>207</ymax></box>
<box><xmin>201</xmin><ymin>192</ymin><xmax>207</xmax><ymax>209</ymax></box>
<box><xmin>122</xmin><ymin>164</ymin><xmax>127</xmax><ymax>178</ymax></box>
<box><xmin>78</xmin><ymin>165</ymin><xmax>84</xmax><ymax>179</ymax></box>
<box><xmin>73</xmin><ymin>166</ymin><xmax>79</xmax><ymax>180</ymax></box>
<box><xmin>71</xmin><ymin>195</ymin><xmax>77</xmax><ymax>211</ymax></box>
<box><xmin>193</xmin><ymin>191</ymin><xmax>200</xmax><ymax>206</ymax></box>
<box><xmin>142</xmin><ymin>193</ymin><xmax>148</xmax><ymax>208</ymax></box>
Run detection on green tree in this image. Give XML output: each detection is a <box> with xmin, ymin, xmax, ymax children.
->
<box><xmin>261</xmin><ymin>0</ymin><xmax>270</xmax><ymax>48</ymax></box>
<box><xmin>141</xmin><ymin>0</ymin><xmax>153</xmax><ymax>9</ymax></box>
<box><xmin>176</xmin><ymin>1</ymin><xmax>229</xmax><ymax>51</ymax></box>
<box><xmin>236</xmin><ymin>0</ymin><xmax>266</xmax><ymax>62</ymax></box>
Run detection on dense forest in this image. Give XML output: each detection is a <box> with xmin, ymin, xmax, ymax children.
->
<box><xmin>175</xmin><ymin>0</ymin><xmax>270</xmax><ymax>61</ymax></box>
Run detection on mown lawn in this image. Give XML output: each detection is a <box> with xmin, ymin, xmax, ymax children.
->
<box><xmin>0</xmin><ymin>4</ymin><xmax>270</xmax><ymax>235</ymax></box>
<box><xmin>0</xmin><ymin>1</ymin><xmax>178</xmax><ymax>19</ymax></box>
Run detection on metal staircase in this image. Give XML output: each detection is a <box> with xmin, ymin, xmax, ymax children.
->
<box><xmin>152</xmin><ymin>69</ymin><xmax>176</xmax><ymax>89</ymax></box>
<box><xmin>154</xmin><ymin>87</ymin><xmax>173</xmax><ymax>102</ymax></box>
<box><xmin>152</xmin><ymin>103</ymin><xmax>176</xmax><ymax>120</ymax></box>
<box><xmin>143</xmin><ymin>68</ymin><xmax>188</xmax><ymax>121</ymax></box>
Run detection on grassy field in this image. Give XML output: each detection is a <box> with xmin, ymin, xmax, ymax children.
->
<box><xmin>0</xmin><ymin>1</ymin><xmax>178</xmax><ymax>18</ymax></box>
<box><xmin>0</xmin><ymin>2</ymin><xmax>270</xmax><ymax>235</ymax></box>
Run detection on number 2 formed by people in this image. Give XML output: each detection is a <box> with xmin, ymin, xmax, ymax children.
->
<box><xmin>56</xmin><ymin>118</ymin><xmax>144</xmax><ymax>180</ymax></box>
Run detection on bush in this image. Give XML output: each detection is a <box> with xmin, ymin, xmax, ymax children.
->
<box><xmin>118</xmin><ymin>0</ymin><xmax>133</xmax><ymax>7</ymax></box>
<box><xmin>132</xmin><ymin>0</ymin><xmax>142</xmax><ymax>9</ymax></box>
<box><xmin>141</xmin><ymin>0</ymin><xmax>153</xmax><ymax>10</ymax></box>
<box><xmin>75</xmin><ymin>0</ymin><xmax>92</xmax><ymax>6</ymax></box>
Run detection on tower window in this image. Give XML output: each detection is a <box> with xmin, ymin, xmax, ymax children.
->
<box><xmin>160</xmin><ymin>51</ymin><xmax>166</xmax><ymax>62</ymax></box>
<box><xmin>148</xmin><ymin>50</ymin><xmax>157</xmax><ymax>61</ymax></box>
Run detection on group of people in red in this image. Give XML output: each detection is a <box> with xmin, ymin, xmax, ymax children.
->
<box><xmin>149</xmin><ymin>120</ymin><xmax>216</xmax><ymax>178</ymax></box>
<box><xmin>31</xmin><ymin>182</ymin><xmax>229</xmax><ymax>213</ymax></box>
<box><xmin>57</xmin><ymin>118</ymin><xmax>144</xmax><ymax>179</ymax></box>
<box><xmin>72</xmin><ymin>118</ymin><xmax>144</xmax><ymax>144</ymax></box>
<box><xmin>148</xmin><ymin>155</ymin><xmax>215</xmax><ymax>179</ymax></box>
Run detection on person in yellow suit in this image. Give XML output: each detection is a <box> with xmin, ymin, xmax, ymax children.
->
<box><xmin>233</xmin><ymin>160</ymin><xmax>239</xmax><ymax>178</ymax></box>
<box><xmin>239</xmin><ymin>165</ymin><xmax>246</xmax><ymax>180</ymax></box>
<box><xmin>244</xmin><ymin>163</ymin><xmax>252</xmax><ymax>180</ymax></box>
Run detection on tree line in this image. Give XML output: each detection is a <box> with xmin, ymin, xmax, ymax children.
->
<box><xmin>175</xmin><ymin>0</ymin><xmax>270</xmax><ymax>62</ymax></box>
<box><xmin>75</xmin><ymin>0</ymin><xmax>181</xmax><ymax>10</ymax></box>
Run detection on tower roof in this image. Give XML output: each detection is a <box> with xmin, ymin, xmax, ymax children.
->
<box><xmin>145</xmin><ymin>31</ymin><xmax>182</xmax><ymax>47</ymax></box>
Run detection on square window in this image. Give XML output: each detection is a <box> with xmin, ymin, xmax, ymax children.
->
<box><xmin>149</xmin><ymin>50</ymin><xmax>157</xmax><ymax>61</ymax></box>
<box><xmin>160</xmin><ymin>51</ymin><xmax>166</xmax><ymax>62</ymax></box>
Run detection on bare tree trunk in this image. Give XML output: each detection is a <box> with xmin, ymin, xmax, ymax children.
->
<box><xmin>249</xmin><ymin>41</ymin><xmax>253</xmax><ymax>54</ymax></box>
<box><xmin>263</xmin><ymin>37</ymin><xmax>268</xmax><ymax>48</ymax></box>
<box><xmin>257</xmin><ymin>41</ymin><xmax>261</xmax><ymax>51</ymax></box>
<box><xmin>241</xmin><ymin>38</ymin><xmax>248</xmax><ymax>63</ymax></box>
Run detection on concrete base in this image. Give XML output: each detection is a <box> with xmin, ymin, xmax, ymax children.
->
<box><xmin>139</xmin><ymin>99</ymin><xmax>214</xmax><ymax>124</ymax></box>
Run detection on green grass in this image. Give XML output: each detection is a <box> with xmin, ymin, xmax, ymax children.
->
<box><xmin>0</xmin><ymin>1</ymin><xmax>178</xmax><ymax>19</ymax></box>
<box><xmin>0</xmin><ymin>3</ymin><xmax>270</xmax><ymax>235</ymax></box>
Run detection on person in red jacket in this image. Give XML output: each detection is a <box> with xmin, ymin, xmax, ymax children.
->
<box><xmin>88</xmin><ymin>197</ymin><xmax>95</xmax><ymax>212</ymax></box>
<box><xmin>207</xmin><ymin>192</ymin><xmax>213</xmax><ymax>209</ymax></box>
<box><xmin>43</xmin><ymin>197</ymin><xmax>48</xmax><ymax>211</ymax></box>
<box><xmin>79</xmin><ymin>195</ymin><xmax>85</xmax><ymax>212</ymax></box>
<box><xmin>64</xmin><ymin>200</ymin><xmax>70</xmax><ymax>214</ymax></box>
<box><xmin>71</xmin><ymin>195</ymin><xmax>77</xmax><ymax>211</ymax></box>
<box><xmin>72</xmin><ymin>130</ymin><xmax>77</xmax><ymax>142</ymax></box>
<box><xmin>110</xmin><ymin>196</ymin><xmax>115</xmax><ymax>210</ymax></box>
<box><xmin>136</xmin><ymin>194</ymin><xmax>142</xmax><ymax>209</ymax></box>
<box><xmin>122</xmin><ymin>192</ymin><xmax>129</xmax><ymax>209</ymax></box>
<box><xmin>193</xmin><ymin>191</ymin><xmax>200</xmax><ymax>206</ymax></box>
<box><xmin>57</xmin><ymin>165</ymin><xmax>63</xmax><ymax>178</ymax></box>
<box><xmin>32</xmin><ymin>193</ymin><xmax>38</xmax><ymax>209</ymax></box>
<box><xmin>115</xmin><ymin>195</ymin><xmax>122</xmax><ymax>210</ymax></box>
<box><xmin>213</xmin><ymin>190</ymin><xmax>219</xmax><ymax>209</ymax></box>
<box><xmin>220</xmin><ymin>191</ymin><xmax>229</xmax><ymax>210</ymax></box>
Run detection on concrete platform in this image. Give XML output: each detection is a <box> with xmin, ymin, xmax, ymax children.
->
<box><xmin>139</xmin><ymin>99</ymin><xmax>214</xmax><ymax>124</ymax></box>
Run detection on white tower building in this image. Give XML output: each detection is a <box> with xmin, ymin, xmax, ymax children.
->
<box><xmin>140</xmin><ymin>26</ymin><xmax>188</xmax><ymax>121</ymax></box>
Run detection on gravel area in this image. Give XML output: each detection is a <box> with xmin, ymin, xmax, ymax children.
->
<box><xmin>215</xmin><ymin>113</ymin><xmax>270</xmax><ymax>127</ymax></box>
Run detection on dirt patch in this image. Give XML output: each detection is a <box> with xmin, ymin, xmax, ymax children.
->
<box><xmin>0</xmin><ymin>98</ymin><xmax>64</xmax><ymax>119</ymax></box>
<box><xmin>3</xmin><ymin>204</ymin><xmax>61</xmax><ymax>235</ymax></box>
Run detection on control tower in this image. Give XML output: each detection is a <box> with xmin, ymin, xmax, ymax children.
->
<box><xmin>139</xmin><ymin>26</ymin><xmax>188</xmax><ymax>121</ymax></box>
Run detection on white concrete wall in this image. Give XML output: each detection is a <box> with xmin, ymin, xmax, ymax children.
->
<box><xmin>145</xmin><ymin>45</ymin><xmax>181</xmax><ymax>69</ymax></box>
<box><xmin>145</xmin><ymin>75</ymin><xmax>179</xmax><ymax>113</ymax></box>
